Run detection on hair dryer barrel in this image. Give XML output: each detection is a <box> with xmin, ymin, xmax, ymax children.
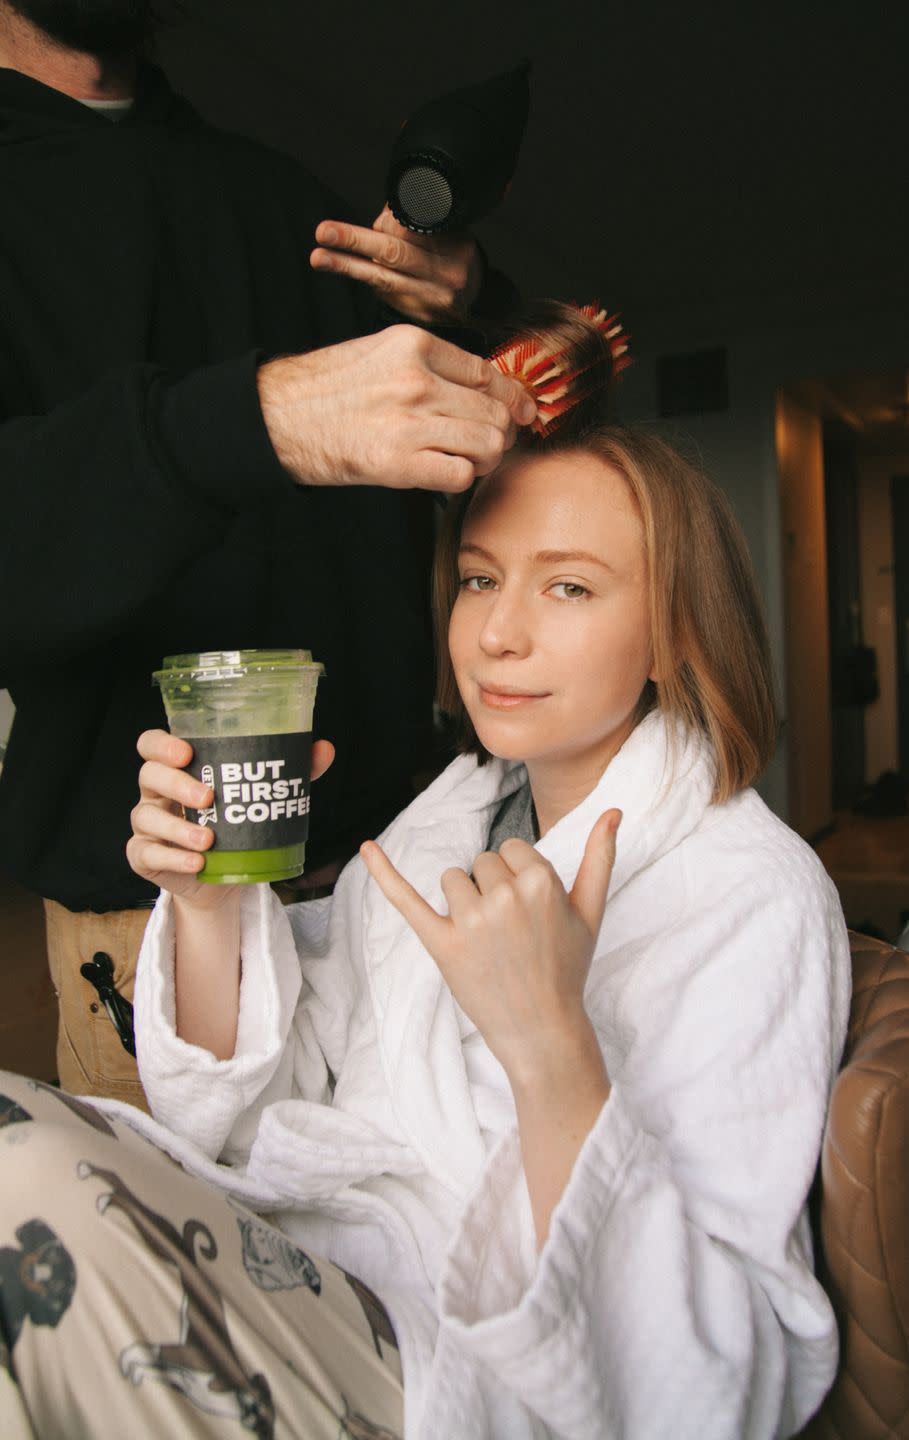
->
<box><xmin>386</xmin><ymin>62</ymin><xmax>530</xmax><ymax>234</ymax></box>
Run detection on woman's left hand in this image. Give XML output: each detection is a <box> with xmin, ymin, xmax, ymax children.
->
<box><xmin>360</xmin><ymin>810</ymin><xmax>621</xmax><ymax>1084</ymax></box>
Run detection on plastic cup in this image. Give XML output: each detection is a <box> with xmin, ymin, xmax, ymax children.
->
<box><xmin>153</xmin><ymin>649</ymin><xmax>324</xmax><ymax>885</ymax></box>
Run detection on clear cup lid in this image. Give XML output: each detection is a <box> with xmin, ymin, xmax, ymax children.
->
<box><xmin>153</xmin><ymin>649</ymin><xmax>325</xmax><ymax>684</ymax></box>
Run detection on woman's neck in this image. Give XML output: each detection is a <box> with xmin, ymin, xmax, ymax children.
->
<box><xmin>0</xmin><ymin>11</ymin><xmax>136</xmax><ymax>99</ymax></box>
<box><xmin>524</xmin><ymin>720</ymin><xmax>637</xmax><ymax>837</ymax></box>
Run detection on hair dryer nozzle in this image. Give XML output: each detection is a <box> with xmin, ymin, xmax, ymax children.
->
<box><xmin>386</xmin><ymin>62</ymin><xmax>530</xmax><ymax>234</ymax></box>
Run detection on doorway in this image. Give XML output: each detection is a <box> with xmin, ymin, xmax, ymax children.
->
<box><xmin>778</xmin><ymin>373</ymin><xmax>909</xmax><ymax>942</ymax></box>
<box><xmin>892</xmin><ymin>476</ymin><xmax>909</xmax><ymax>778</ymax></box>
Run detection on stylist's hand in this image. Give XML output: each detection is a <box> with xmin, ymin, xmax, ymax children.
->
<box><xmin>127</xmin><ymin>730</ymin><xmax>334</xmax><ymax>910</ymax></box>
<box><xmin>310</xmin><ymin>207</ymin><xmax>482</xmax><ymax>323</ymax></box>
<box><xmin>360</xmin><ymin>811</ymin><xmax>621</xmax><ymax>1083</ymax></box>
<box><xmin>258</xmin><ymin>325</ymin><xmax>536</xmax><ymax>494</ymax></box>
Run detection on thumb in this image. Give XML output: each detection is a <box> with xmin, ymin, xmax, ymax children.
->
<box><xmin>569</xmin><ymin>809</ymin><xmax>622</xmax><ymax>936</ymax></box>
<box><xmin>372</xmin><ymin>205</ymin><xmax>407</xmax><ymax>238</ymax></box>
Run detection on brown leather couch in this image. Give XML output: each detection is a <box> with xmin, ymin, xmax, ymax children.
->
<box><xmin>798</xmin><ymin>931</ymin><xmax>909</xmax><ymax>1439</ymax></box>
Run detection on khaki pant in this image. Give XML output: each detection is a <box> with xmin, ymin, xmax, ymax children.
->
<box><xmin>43</xmin><ymin>901</ymin><xmax>151</xmax><ymax>1111</ymax></box>
<box><xmin>0</xmin><ymin>1070</ymin><xmax>404</xmax><ymax>1440</ymax></box>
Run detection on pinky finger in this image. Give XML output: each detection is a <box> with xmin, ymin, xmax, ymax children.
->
<box><xmin>127</xmin><ymin>837</ymin><xmax>206</xmax><ymax>880</ymax></box>
<box><xmin>406</xmin><ymin>450</ymin><xmax>475</xmax><ymax>493</ymax></box>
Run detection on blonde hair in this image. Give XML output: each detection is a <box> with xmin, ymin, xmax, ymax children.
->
<box><xmin>433</xmin><ymin>309</ymin><xmax>777</xmax><ymax>803</ymax></box>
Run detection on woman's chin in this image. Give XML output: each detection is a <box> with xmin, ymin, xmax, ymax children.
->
<box><xmin>482</xmin><ymin>743</ymin><xmax>525</xmax><ymax>762</ymax></box>
<box><xmin>472</xmin><ymin>723</ymin><xmax>538</xmax><ymax>764</ymax></box>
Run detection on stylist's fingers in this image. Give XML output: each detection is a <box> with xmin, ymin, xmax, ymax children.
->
<box><xmin>314</xmin><ymin>213</ymin><xmax>463</xmax><ymax>284</ymax></box>
<box><xmin>372</xmin><ymin>204</ymin><xmax>457</xmax><ymax>247</ymax></box>
<box><xmin>312</xmin><ymin>246</ymin><xmax>452</xmax><ymax>312</ymax></box>
<box><xmin>424</xmin><ymin>375</ymin><xmax>518</xmax><ymax>442</ymax></box>
<box><xmin>312</xmin><ymin>211</ymin><xmax>481</xmax><ymax>323</ymax></box>
<box><xmin>423</xmin><ymin>416</ymin><xmax>515</xmax><ymax>475</ymax></box>
<box><xmin>427</xmin><ymin>339</ymin><xmax>537</xmax><ymax>427</ymax></box>
<box><xmin>370</xmin><ymin>206</ymin><xmax>446</xmax><ymax>263</ymax></box>
<box><xmin>258</xmin><ymin>325</ymin><xmax>532</xmax><ymax>494</ymax></box>
<box><xmin>402</xmin><ymin>450</ymin><xmax>476</xmax><ymax>494</ymax></box>
<box><xmin>312</xmin><ymin>218</ymin><xmax>437</xmax><ymax>276</ymax></box>
<box><xmin>312</xmin><ymin>228</ymin><xmax>440</xmax><ymax>288</ymax></box>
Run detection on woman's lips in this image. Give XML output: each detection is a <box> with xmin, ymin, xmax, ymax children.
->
<box><xmin>477</xmin><ymin>685</ymin><xmax>548</xmax><ymax>710</ymax></box>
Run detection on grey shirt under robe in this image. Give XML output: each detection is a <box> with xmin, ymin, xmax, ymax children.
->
<box><xmin>487</xmin><ymin>780</ymin><xmax>538</xmax><ymax>852</ymax></box>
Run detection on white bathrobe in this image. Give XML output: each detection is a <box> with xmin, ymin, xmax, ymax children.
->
<box><xmin>104</xmin><ymin>711</ymin><xmax>851</xmax><ymax>1440</ymax></box>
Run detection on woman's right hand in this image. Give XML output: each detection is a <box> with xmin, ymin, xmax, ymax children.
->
<box><xmin>127</xmin><ymin>729</ymin><xmax>234</xmax><ymax>910</ymax></box>
<box><xmin>128</xmin><ymin>729</ymin><xmax>336</xmax><ymax>910</ymax></box>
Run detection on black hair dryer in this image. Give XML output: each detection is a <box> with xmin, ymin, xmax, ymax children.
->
<box><xmin>385</xmin><ymin>62</ymin><xmax>530</xmax><ymax>234</ymax></box>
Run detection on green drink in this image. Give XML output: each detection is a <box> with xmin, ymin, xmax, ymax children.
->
<box><xmin>153</xmin><ymin>649</ymin><xmax>324</xmax><ymax>885</ymax></box>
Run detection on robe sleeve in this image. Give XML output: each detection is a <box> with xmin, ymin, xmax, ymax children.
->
<box><xmin>434</xmin><ymin>857</ymin><xmax>851</xmax><ymax>1440</ymax></box>
<box><xmin>133</xmin><ymin>883</ymin><xmax>335</xmax><ymax>1161</ymax></box>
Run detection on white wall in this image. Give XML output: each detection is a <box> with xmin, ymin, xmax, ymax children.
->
<box><xmin>612</xmin><ymin>294</ymin><xmax>909</xmax><ymax>824</ymax></box>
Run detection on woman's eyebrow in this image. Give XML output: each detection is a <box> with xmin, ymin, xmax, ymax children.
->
<box><xmin>458</xmin><ymin>542</ymin><xmax>497</xmax><ymax>562</ymax></box>
<box><xmin>458</xmin><ymin>542</ymin><xmax>613</xmax><ymax>571</ymax></box>
<box><xmin>534</xmin><ymin>548</ymin><xmax>614</xmax><ymax>571</ymax></box>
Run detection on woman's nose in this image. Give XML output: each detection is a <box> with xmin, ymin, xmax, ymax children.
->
<box><xmin>478</xmin><ymin>592</ymin><xmax>531</xmax><ymax>657</ymax></box>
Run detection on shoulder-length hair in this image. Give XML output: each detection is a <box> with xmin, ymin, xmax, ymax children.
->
<box><xmin>433</xmin><ymin>422</ymin><xmax>778</xmax><ymax>805</ymax></box>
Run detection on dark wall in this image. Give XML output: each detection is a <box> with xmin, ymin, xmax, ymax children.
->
<box><xmin>152</xmin><ymin>0</ymin><xmax>909</xmax><ymax>330</ymax></box>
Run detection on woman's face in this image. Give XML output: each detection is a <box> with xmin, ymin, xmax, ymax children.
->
<box><xmin>449</xmin><ymin>449</ymin><xmax>654</xmax><ymax>779</ymax></box>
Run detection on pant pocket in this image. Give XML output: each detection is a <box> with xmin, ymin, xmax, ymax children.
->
<box><xmin>44</xmin><ymin>902</ymin><xmax>150</xmax><ymax>1107</ymax></box>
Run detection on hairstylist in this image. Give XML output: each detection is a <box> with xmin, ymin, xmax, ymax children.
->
<box><xmin>0</xmin><ymin>0</ymin><xmax>536</xmax><ymax>1107</ymax></box>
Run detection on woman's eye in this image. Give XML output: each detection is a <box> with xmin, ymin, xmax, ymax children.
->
<box><xmin>459</xmin><ymin>575</ymin><xmax>497</xmax><ymax>591</ymax></box>
<box><xmin>550</xmin><ymin>582</ymin><xmax>590</xmax><ymax>600</ymax></box>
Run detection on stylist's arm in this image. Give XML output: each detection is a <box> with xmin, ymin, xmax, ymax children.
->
<box><xmin>257</xmin><ymin>325</ymin><xmax>537</xmax><ymax>494</ymax></box>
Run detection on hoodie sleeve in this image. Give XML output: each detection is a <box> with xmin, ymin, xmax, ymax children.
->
<box><xmin>432</xmin><ymin>857</ymin><xmax>851</xmax><ymax>1440</ymax></box>
<box><xmin>0</xmin><ymin>353</ymin><xmax>292</xmax><ymax>673</ymax></box>
<box><xmin>133</xmin><ymin>883</ymin><xmax>335</xmax><ymax>1162</ymax></box>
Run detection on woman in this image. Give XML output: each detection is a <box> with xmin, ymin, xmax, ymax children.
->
<box><xmin>0</xmin><ymin>304</ymin><xmax>849</xmax><ymax>1439</ymax></box>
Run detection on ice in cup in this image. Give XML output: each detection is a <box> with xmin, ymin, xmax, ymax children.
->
<box><xmin>153</xmin><ymin>649</ymin><xmax>324</xmax><ymax>885</ymax></box>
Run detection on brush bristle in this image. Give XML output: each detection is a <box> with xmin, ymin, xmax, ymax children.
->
<box><xmin>490</xmin><ymin>302</ymin><xmax>631</xmax><ymax>434</ymax></box>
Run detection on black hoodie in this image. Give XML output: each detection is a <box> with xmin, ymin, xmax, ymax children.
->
<box><xmin>0</xmin><ymin>64</ymin><xmax>435</xmax><ymax>910</ymax></box>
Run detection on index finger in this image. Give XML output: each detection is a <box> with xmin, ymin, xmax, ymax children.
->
<box><xmin>360</xmin><ymin>840</ymin><xmax>452</xmax><ymax>958</ymax></box>
<box><xmin>371</xmin><ymin>205</ymin><xmax>414</xmax><ymax>240</ymax></box>
<box><xmin>138</xmin><ymin>758</ymin><xmax>212</xmax><ymax>810</ymax></box>
<box><xmin>137</xmin><ymin>728</ymin><xmax>194</xmax><ymax>768</ymax></box>
<box><xmin>427</xmin><ymin>336</ymin><xmax>537</xmax><ymax>427</ymax></box>
<box><xmin>370</xmin><ymin>207</ymin><xmax>470</xmax><ymax>257</ymax></box>
<box><xmin>313</xmin><ymin>218</ymin><xmax>436</xmax><ymax>282</ymax></box>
